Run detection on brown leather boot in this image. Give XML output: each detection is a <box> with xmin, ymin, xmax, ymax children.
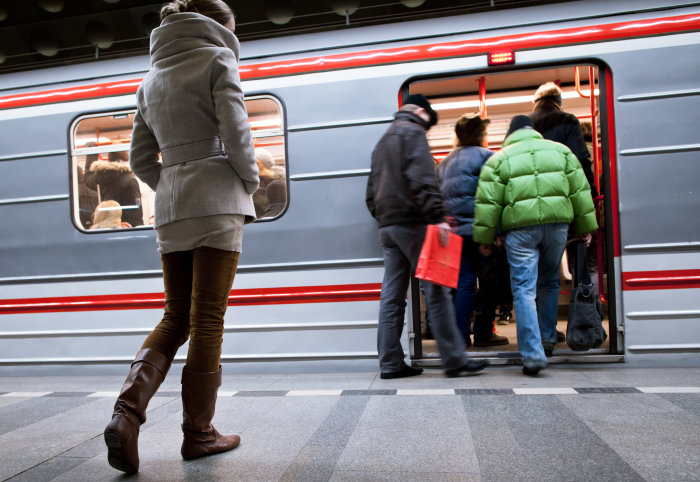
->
<box><xmin>104</xmin><ymin>348</ymin><xmax>171</xmax><ymax>473</ymax></box>
<box><xmin>181</xmin><ymin>366</ymin><xmax>240</xmax><ymax>461</ymax></box>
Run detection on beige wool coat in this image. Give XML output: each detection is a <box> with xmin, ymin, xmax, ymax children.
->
<box><xmin>129</xmin><ymin>12</ymin><xmax>259</xmax><ymax>227</ymax></box>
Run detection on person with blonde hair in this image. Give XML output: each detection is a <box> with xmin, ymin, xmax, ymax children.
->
<box><xmin>103</xmin><ymin>0</ymin><xmax>259</xmax><ymax>473</ymax></box>
<box><xmin>530</xmin><ymin>81</ymin><xmax>596</xmax><ymax>196</ymax></box>
<box><xmin>89</xmin><ymin>200</ymin><xmax>130</xmax><ymax>230</ymax></box>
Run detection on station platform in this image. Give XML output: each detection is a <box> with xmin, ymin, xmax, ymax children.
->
<box><xmin>1</xmin><ymin>363</ymin><xmax>700</xmax><ymax>481</ymax></box>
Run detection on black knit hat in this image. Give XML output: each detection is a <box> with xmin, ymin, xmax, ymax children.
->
<box><xmin>505</xmin><ymin>115</ymin><xmax>533</xmax><ymax>138</ymax></box>
<box><xmin>404</xmin><ymin>94</ymin><xmax>438</xmax><ymax>127</ymax></box>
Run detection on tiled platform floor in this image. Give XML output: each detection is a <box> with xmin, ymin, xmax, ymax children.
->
<box><xmin>1</xmin><ymin>364</ymin><xmax>700</xmax><ymax>481</ymax></box>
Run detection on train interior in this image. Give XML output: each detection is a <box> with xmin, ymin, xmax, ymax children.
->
<box><xmin>70</xmin><ymin>96</ymin><xmax>287</xmax><ymax>231</ymax></box>
<box><xmin>408</xmin><ymin>64</ymin><xmax>613</xmax><ymax>362</ymax></box>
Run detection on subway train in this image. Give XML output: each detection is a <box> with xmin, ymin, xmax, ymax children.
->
<box><xmin>1</xmin><ymin>0</ymin><xmax>699</xmax><ymax>374</ymax></box>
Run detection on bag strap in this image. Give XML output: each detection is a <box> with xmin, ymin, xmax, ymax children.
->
<box><xmin>574</xmin><ymin>241</ymin><xmax>592</xmax><ymax>287</ymax></box>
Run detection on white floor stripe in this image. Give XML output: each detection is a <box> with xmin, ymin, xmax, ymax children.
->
<box><xmin>1</xmin><ymin>392</ymin><xmax>52</xmax><ymax>398</ymax></box>
<box><xmin>396</xmin><ymin>389</ymin><xmax>455</xmax><ymax>396</ymax></box>
<box><xmin>637</xmin><ymin>387</ymin><xmax>700</xmax><ymax>393</ymax></box>
<box><xmin>87</xmin><ymin>391</ymin><xmax>120</xmax><ymax>397</ymax></box>
<box><xmin>218</xmin><ymin>390</ymin><xmax>238</xmax><ymax>397</ymax></box>
<box><xmin>286</xmin><ymin>390</ymin><xmax>343</xmax><ymax>396</ymax></box>
<box><xmin>513</xmin><ymin>388</ymin><xmax>578</xmax><ymax>395</ymax></box>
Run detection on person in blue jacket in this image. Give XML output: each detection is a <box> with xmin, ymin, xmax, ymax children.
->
<box><xmin>438</xmin><ymin>113</ymin><xmax>508</xmax><ymax>348</ymax></box>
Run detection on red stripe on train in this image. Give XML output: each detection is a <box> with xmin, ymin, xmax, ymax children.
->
<box><xmin>604</xmin><ymin>68</ymin><xmax>622</xmax><ymax>258</ymax></box>
<box><xmin>0</xmin><ymin>283</ymin><xmax>383</xmax><ymax>315</ymax></box>
<box><xmin>622</xmin><ymin>270</ymin><xmax>700</xmax><ymax>291</ymax></box>
<box><xmin>1</xmin><ymin>13</ymin><xmax>699</xmax><ymax>110</ymax></box>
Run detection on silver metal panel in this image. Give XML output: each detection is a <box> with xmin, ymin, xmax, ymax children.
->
<box><xmin>286</xmin><ymin>123</ymin><xmax>386</xmax><ymax>176</ymax></box>
<box><xmin>257</xmin><ymin>75</ymin><xmax>404</xmax><ymax>129</ymax></box>
<box><xmin>0</xmin><ymin>154</ymin><xmax>71</xmax><ymax>201</ymax></box>
<box><xmin>0</xmin><ymin>113</ymin><xmax>78</xmax><ymax>157</ymax></box>
<box><xmin>605</xmin><ymin>43</ymin><xmax>700</xmax><ymax>250</ymax></box>
<box><xmin>623</xmin><ymin>288</ymin><xmax>700</xmax><ymax>352</ymax></box>
<box><xmin>240</xmin><ymin>176</ymin><xmax>382</xmax><ymax>266</ymax></box>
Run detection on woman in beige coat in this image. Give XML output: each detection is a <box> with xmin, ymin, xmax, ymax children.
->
<box><xmin>103</xmin><ymin>0</ymin><xmax>259</xmax><ymax>473</ymax></box>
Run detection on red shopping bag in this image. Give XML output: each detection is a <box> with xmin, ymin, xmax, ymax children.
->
<box><xmin>415</xmin><ymin>224</ymin><xmax>462</xmax><ymax>289</ymax></box>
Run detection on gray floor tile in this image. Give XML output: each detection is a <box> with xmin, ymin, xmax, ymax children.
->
<box><xmin>336</xmin><ymin>396</ymin><xmax>478</xmax><ymax>473</ymax></box>
<box><xmin>235</xmin><ymin>390</ymin><xmax>289</xmax><ymax>397</ymax></box>
<box><xmin>559</xmin><ymin>393</ymin><xmax>700</xmax><ymax>481</ymax></box>
<box><xmin>279</xmin><ymin>445</ymin><xmax>345</xmax><ymax>482</ymax></box>
<box><xmin>330</xmin><ymin>470</ymin><xmax>481</xmax><ymax>481</ymax></box>
<box><xmin>463</xmin><ymin>394</ymin><xmax>645</xmax><ymax>482</ymax></box>
<box><xmin>6</xmin><ymin>456</ymin><xmax>89</xmax><ymax>482</ymax></box>
<box><xmin>307</xmin><ymin>396</ymin><xmax>368</xmax><ymax>447</ymax></box>
<box><xmin>0</xmin><ymin>396</ymin><xmax>96</xmax><ymax>434</ymax></box>
<box><xmin>658</xmin><ymin>393</ymin><xmax>700</xmax><ymax>417</ymax></box>
<box><xmin>0</xmin><ymin>431</ymin><xmax>92</xmax><ymax>481</ymax></box>
<box><xmin>266</xmin><ymin>373</ymin><xmax>377</xmax><ymax>391</ymax></box>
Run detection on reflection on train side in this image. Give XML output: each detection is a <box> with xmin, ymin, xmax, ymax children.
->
<box><xmin>70</xmin><ymin>96</ymin><xmax>287</xmax><ymax>231</ymax></box>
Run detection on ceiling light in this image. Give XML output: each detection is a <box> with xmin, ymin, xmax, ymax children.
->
<box><xmin>31</xmin><ymin>30</ymin><xmax>59</xmax><ymax>57</ymax></box>
<box><xmin>330</xmin><ymin>0</ymin><xmax>360</xmax><ymax>16</ymax></box>
<box><xmin>85</xmin><ymin>21</ymin><xmax>114</xmax><ymax>49</ymax></box>
<box><xmin>400</xmin><ymin>0</ymin><xmax>426</xmax><ymax>7</ymax></box>
<box><xmin>0</xmin><ymin>5</ymin><xmax>7</xmax><ymax>22</ymax></box>
<box><xmin>265</xmin><ymin>0</ymin><xmax>294</xmax><ymax>25</ymax></box>
<box><xmin>432</xmin><ymin>90</ymin><xmax>599</xmax><ymax>111</ymax></box>
<box><xmin>37</xmin><ymin>0</ymin><xmax>63</xmax><ymax>13</ymax></box>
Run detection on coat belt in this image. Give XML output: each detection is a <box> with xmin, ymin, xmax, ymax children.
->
<box><xmin>161</xmin><ymin>138</ymin><xmax>224</xmax><ymax>167</ymax></box>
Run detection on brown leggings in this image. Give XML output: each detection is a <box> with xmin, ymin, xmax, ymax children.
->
<box><xmin>141</xmin><ymin>246</ymin><xmax>239</xmax><ymax>373</ymax></box>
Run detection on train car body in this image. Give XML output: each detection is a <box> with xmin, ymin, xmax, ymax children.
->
<box><xmin>1</xmin><ymin>0</ymin><xmax>699</xmax><ymax>374</ymax></box>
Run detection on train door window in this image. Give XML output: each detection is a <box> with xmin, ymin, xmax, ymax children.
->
<box><xmin>70</xmin><ymin>95</ymin><xmax>287</xmax><ymax>231</ymax></box>
<box><xmin>407</xmin><ymin>65</ymin><xmax>608</xmax><ymax>357</ymax></box>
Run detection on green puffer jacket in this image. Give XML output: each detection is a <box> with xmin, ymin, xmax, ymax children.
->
<box><xmin>473</xmin><ymin>127</ymin><xmax>597</xmax><ymax>245</ymax></box>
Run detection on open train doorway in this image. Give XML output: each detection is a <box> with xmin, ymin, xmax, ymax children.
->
<box><xmin>406</xmin><ymin>64</ymin><xmax>620</xmax><ymax>365</ymax></box>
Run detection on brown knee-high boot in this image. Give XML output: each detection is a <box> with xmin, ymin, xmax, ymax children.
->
<box><xmin>181</xmin><ymin>366</ymin><xmax>240</xmax><ymax>460</ymax></box>
<box><xmin>104</xmin><ymin>348</ymin><xmax>171</xmax><ymax>473</ymax></box>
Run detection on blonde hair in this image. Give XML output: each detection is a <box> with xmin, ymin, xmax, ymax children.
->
<box><xmin>91</xmin><ymin>200</ymin><xmax>122</xmax><ymax>230</ymax></box>
<box><xmin>160</xmin><ymin>0</ymin><xmax>234</xmax><ymax>26</ymax></box>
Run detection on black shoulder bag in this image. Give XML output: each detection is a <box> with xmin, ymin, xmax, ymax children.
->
<box><xmin>566</xmin><ymin>241</ymin><xmax>607</xmax><ymax>351</ymax></box>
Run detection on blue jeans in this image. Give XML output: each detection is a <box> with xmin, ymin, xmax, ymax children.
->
<box><xmin>377</xmin><ymin>224</ymin><xmax>470</xmax><ymax>372</ymax></box>
<box><xmin>505</xmin><ymin>223</ymin><xmax>568</xmax><ymax>367</ymax></box>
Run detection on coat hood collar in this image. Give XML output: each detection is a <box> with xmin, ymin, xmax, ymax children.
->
<box><xmin>502</xmin><ymin>126</ymin><xmax>543</xmax><ymax>148</ymax></box>
<box><xmin>150</xmin><ymin>12</ymin><xmax>240</xmax><ymax>64</ymax></box>
<box><xmin>394</xmin><ymin>111</ymin><xmax>430</xmax><ymax>130</ymax></box>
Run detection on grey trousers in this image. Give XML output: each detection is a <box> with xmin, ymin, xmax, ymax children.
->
<box><xmin>377</xmin><ymin>224</ymin><xmax>470</xmax><ymax>372</ymax></box>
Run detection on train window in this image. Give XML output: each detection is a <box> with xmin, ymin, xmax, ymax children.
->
<box><xmin>70</xmin><ymin>95</ymin><xmax>287</xmax><ymax>231</ymax></box>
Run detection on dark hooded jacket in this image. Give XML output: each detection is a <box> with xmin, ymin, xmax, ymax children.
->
<box><xmin>86</xmin><ymin>160</ymin><xmax>143</xmax><ymax>227</ymax></box>
<box><xmin>366</xmin><ymin>111</ymin><xmax>446</xmax><ymax>227</ymax></box>
<box><xmin>437</xmin><ymin>145</ymin><xmax>494</xmax><ymax>236</ymax></box>
<box><xmin>529</xmin><ymin>101</ymin><xmax>597</xmax><ymax>197</ymax></box>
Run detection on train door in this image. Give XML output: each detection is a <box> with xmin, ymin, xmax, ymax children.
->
<box><xmin>405</xmin><ymin>64</ymin><xmax>620</xmax><ymax>364</ymax></box>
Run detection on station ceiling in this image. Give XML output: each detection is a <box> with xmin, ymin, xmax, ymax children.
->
<box><xmin>0</xmin><ymin>0</ymin><xmax>565</xmax><ymax>74</ymax></box>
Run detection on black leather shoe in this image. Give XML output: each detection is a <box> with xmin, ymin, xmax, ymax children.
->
<box><xmin>380</xmin><ymin>365</ymin><xmax>424</xmax><ymax>379</ymax></box>
<box><xmin>544</xmin><ymin>348</ymin><xmax>553</xmax><ymax>357</ymax></box>
<box><xmin>523</xmin><ymin>366</ymin><xmax>542</xmax><ymax>376</ymax></box>
<box><xmin>445</xmin><ymin>360</ymin><xmax>488</xmax><ymax>378</ymax></box>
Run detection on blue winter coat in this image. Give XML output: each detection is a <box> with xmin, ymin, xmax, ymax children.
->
<box><xmin>438</xmin><ymin>146</ymin><xmax>494</xmax><ymax>236</ymax></box>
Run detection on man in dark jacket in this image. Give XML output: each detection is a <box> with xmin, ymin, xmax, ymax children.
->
<box><xmin>529</xmin><ymin>81</ymin><xmax>597</xmax><ymax>198</ymax></box>
<box><xmin>366</xmin><ymin>94</ymin><xmax>488</xmax><ymax>379</ymax></box>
